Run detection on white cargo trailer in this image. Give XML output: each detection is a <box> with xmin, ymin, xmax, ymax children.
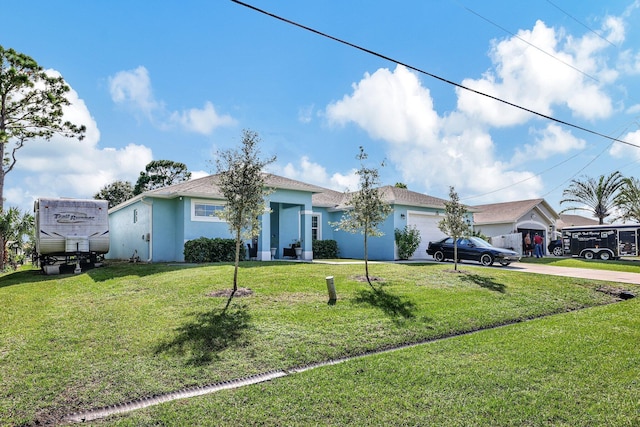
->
<box><xmin>34</xmin><ymin>198</ymin><xmax>109</xmax><ymax>273</ymax></box>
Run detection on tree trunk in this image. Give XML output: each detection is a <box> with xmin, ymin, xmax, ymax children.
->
<box><xmin>233</xmin><ymin>229</ymin><xmax>241</xmax><ymax>293</ymax></box>
<box><xmin>364</xmin><ymin>231</ymin><xmax>372</xmax><ymax>287</ymax></box>
<box><xmin>454</xmin><ymin>241</ymin><xmax>458</xmax><ymax>271</ymax></box>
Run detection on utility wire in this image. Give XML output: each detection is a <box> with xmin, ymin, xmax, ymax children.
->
<box><xmin>546</xmin><ymin>0</ymin><xmax>617</xmax><ymax>48</ymax></box>
<box><xmin>231</xmin><ymin>0</ymin><xmax>640</xmax><ymax>151</ymax></box>
<box><xmin>461</xmin><ymin>4</ymin><xmax>600</xmax><ymax>82</ymax></box>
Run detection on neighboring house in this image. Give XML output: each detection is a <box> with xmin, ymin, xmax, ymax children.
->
<box><xmin>555</xmin><ymin>213</ymin><xmax>600</xmax><ymax>231</ymax></box>
<box><xmin>472</xmin><ymin>199</ymin><xmax>560</xmax><ymax>255</ymax></box>
<box><xmin>107</xmin><ymin>174</ymin><xmax>469</xmax><ymax>262</ymax></box>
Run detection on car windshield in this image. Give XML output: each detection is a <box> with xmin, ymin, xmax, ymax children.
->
<box><xmin>467</xmin><ymin>237</ymin><xmax>493</xmax><ymax>248</ymax></box>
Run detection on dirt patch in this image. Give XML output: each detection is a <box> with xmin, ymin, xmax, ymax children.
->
<box><xmin>353</xmin><ymin>275</ymin><xmax>385</xmax><ymax>283</ymax></box>
<box><xmin>596</xmin><ymin>286</ymin><xmax>635</xmax><ymax>300</ymax></box>
<box><xmin>207</xmin><ymin>288</ymin><xmax>254</xmax><ymax>298</ymax></box>
<box><xmin>443</xmin><ymin>269</ymin><xmax>470</xmax><ymax>274</ymax></box>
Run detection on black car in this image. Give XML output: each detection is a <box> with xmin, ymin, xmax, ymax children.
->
<box><xmin>427</xmin><ymin>236</ymin><xmax>521</xmax><ymax>266</ymax></box>
<box><xmin>548</xmin><ymin>239</ymin><xmax>564</xmax><ymax>256</ymax></box>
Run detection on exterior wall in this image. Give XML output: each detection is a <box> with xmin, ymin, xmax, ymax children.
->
<box><xmin>327</xmin><ymin>210</ymin><xmax>396</xmax><ymax>261</ymax></box>
<box><xmin>151</xmin><ymin>198</ymin><xmax>179</xmax><ymax>262</ymax></box>
<box><xmin>475</xmin><ymin>223</ymin><xmax>514</xmax><ymax>238</ymax></box>
<box><xmin>106</xmin><ymin>200</ymin><xmax>151</xmax><ymax>261</ymax></box>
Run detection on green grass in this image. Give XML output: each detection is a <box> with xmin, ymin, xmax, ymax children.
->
<box><xmin>106</xmin><ymin>299</ymin><xmax>640</xmax><ymax>426</ymax></box>
<box><xmin>0</xmin><ymin>261</ymin><xmax>638</xmax><ymax>425</ymax></box>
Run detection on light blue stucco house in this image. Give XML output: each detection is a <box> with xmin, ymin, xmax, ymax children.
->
<box><xmin>107</xmin><ymin>174</ymin><xmax>466</xmax><ymax>262</ymax></box>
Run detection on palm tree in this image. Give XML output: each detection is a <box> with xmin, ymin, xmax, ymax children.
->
<box><xmin>614</xmin><ymin>177</ymin><xmax>640</xmax><ymax>223</ymax></box>
<box><xmin>559</xmin><ymin>171</ymin><xmax>624</xmax><ymax>224</ymax></box>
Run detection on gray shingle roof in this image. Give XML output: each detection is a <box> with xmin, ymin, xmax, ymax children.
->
<box><xmin>313</xmin><ymin>185</ymin><xmax>456</xmax><ymax>210</ymax></box>
<box><xmin>472</xmin><ymin>198</ymin><xmax>556</xmax><ymax>224</ymax></box>
<box><xmin>556</xmin><ymin>214</ymin><xmax>600</xmax><ymax>230</ymax></box>
<box><xmin>143</xmin><ymin>172</ymin><xmax>326</xmax><ymax>199</ymax></box>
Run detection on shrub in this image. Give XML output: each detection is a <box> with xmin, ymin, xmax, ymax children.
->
<box><xmin>312</xmin><ymin>239</ymin><xmax>338</xmax><ymax>259</ymax></box>
<box><xmin>183</xmin><ymin>237</ymin><xmax>245</xmax><ymax>263</ymax></box>
<box><xmin>395</xmin><ymin>225</ymin><xmax>421</xmax><ymax>260</ymax></box>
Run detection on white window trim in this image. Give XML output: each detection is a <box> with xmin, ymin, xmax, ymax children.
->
<box><xmin>191</xmin><ymin>199</ymin><xmax>226</xmax><ymax>222</ymax></box>
<box><xmin>312</xmin><ymin>212</ymin><xmax>322</xmax><ymax>240</ymax></box>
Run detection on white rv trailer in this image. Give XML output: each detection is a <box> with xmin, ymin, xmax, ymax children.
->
<box><xmin>34</xmin><ymin>198</ymin><xmax>109</xmax><ymax>272</ymax></box>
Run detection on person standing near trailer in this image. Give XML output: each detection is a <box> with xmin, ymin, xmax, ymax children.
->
<box><xmin>533</xmin><ymin>232</ymin><xmax>544</xmax><ymax>258</ymax></box>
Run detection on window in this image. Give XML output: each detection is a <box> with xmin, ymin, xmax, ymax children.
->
<box><xmin>311</xmin><ymin>214</ymin><xmax>321</xmax><ymax>240</ymax></box>
<box><xmin>191</xmin><ymin>200</ymin><xmax>226</xmax><ymax>222</ymax></box>
<box><xmin>133</xmin><ymin>209</ymin><xmax>138</xmax><ymax>223</ymax></box>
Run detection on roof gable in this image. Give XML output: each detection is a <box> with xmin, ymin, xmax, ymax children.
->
<box><xmin>473</xmin><ymin>198</ymin><xmax>559</xmax><ymax>224</ymax></box>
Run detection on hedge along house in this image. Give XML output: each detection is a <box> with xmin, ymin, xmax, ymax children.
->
<box><xmin>471</xmin><ymin>198</ymin><xmax>560</xmax><ymax>255</ymax></box>
<box><xmin>106</xmin><ymin>173</ymin><xmax>326</xmax><ymax>262</ymax></box>
<box><xmin>312</xmin><ymin>185</ymin><xmax>473</xmax><ymax>261</ymax></box>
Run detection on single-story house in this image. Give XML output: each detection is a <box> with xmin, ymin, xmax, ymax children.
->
<box><xmin>472</xmin><ymin>198</ymin><xmax>560</xmax><ymax>255</ymax></box>
<box><xmin>555</xmin><ymin>213</ymin><xmax>600</xmax><ymax>230</ymax></box>
<box><xmin>106</xmin><ymin>174</ymin><xmax>470</xmax><ymax>262</ymax></box>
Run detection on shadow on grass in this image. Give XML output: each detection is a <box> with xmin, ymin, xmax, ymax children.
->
<box><xmin>354</xmin><ymin>286</ymin><xmax>417</xmax><ymax>322</ymax></box>
<box><xmin>155</xmin><ymin>304</ymin><xmax>251</xmax><ymax>365</ymax></box>
<box><xmin>0</xmin><ymin>268</ymin><xmax>51</xmax><ymax>289</ymax></box>
<box><xmin>460</xmin><ymin>273</ymin><xmax>506</xmax><ymax>293</ymax></box>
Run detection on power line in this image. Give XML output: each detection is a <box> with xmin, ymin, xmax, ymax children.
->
<box><xmin>545</xmin><ymin>0</ymin><xmax>617</xmax><ymax>48</ymax></box>
<box><xmin>230</xmin><ymin>0</ymin><xmax>640</xmax><ymax>151</ymax></box>
<box><xmin>461</xmin><ymin>4</ymin><xmax>600</xmax><ymax>82</ymax></box>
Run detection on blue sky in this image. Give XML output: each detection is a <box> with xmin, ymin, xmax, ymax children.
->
<box><xmin>2</xmin><ymin>0</ymin><xmax>640</xmax><ymax>215</ymax></box>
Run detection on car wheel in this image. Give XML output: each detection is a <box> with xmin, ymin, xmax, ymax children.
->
<box><xmin>599</xmin><ymin>251</ymin><xmax>611</xmax><ymax>261</ymax></box>
<box><xmin>480</xmin><ymin>253</ymin><xmax>494</xmax><ymax>266</ymax></box>
<box><xmin>583</xmin><ymin>251</ymin><xmax>594</xmax><ymax>260</ymax></box>
<box><xmin>552</xmin><ymin>246</ymin><xmax>563</xmax><ymax>257</ymax></box>
<box><xmin>434</xmin><ymin>251</ymin><xmax>445</xmax><ymax>262</ymax></box>
<box><xmin>498</xmin><ymin>260</ymin><xmax>511</xmax><ymax>266</ymax></box>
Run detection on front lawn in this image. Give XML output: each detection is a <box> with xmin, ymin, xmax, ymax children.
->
<box><xmin>0</xmin><ymin>261</ymin><xmax>637</xmax><ymax>425</ymax></box>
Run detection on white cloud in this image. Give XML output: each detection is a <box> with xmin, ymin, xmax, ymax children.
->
<box><xmin>109</xmin><ymin>66</ymin><xmax>159</xmax><ymax>117</ymax></box>
<box><xmin>170</xmin><ymin>102</ymin><xmax>236</xmax><ymax>135</ymax></box>
<box><xmin>609</xmin><ymin>128</ymin><xmax>640</xmax><ymax>160</ymax></box>
<box><xmin>109</xmin><ymin>67</ymin><xmax>235</xmax><ymax>135</ymax></box>
<box><xmin>298</xmin><ymin>104</ymin><xmax>315</xmax><ymax>124</ymax></box>
<box><xmin>277</xmin><ymin>156</ymin><xmax>359</xmax><ymax>192</ymax></box>
<box><xmin>326</xmin><ymin>65</ymin><xmax>439</xmax><ymax>144</ymax></box>
<box><xmin>510</xmin><ymin>124</ymin><xmax>586</xmax><ymax>166</ymax></box>
<box><xmin>457</xmin><ymin>20</ymin><xmax>613</xmax><ymax>126</ymax></box>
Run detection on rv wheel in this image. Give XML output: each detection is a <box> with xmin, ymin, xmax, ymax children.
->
<box><xmin>583</xmin><ymin>251</ymin><xmax>595</xmax><ymax>260</ymax></box>
<box><xmin>599</xmin><ymin>252</ymin><xmax>611</xmax><ymax>261</ymax></box>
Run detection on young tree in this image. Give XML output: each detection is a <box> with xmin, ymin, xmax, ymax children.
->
<box><xmin>438</xmin><ymin>186</ymin><xmax>469</xmax><ymax>271</ymax></box>
<box><xmin>133</xmin><ymin>160</ymin><xmax>192</xmax><ymax>195</ymax></box>
<box><xmin>614</xmin><ymin>176</ymin><xmax>640</xmax><ymax>223</ymax></box>
<box><xmin>94</xmin><ymin>180</ymin><xmax>134</xmax><ymax>208</ymax></box>
<box><xmin>560</xmin><ymin>171</ymin><xmax>624</xmax><ymax>224</ymax></box>
<box><xmin>331</xmin><ymin>146</ymin><xmax>392</xmax><ymax>286</ymax></box>
<box><xmin>0</xmin><ymin>45</ymin><xmax>86</xmax><ymax>211</ymax></box>
<box><xmin>0</xmin><ymin>207</ymin><xmax>34</xmax><ymax>270</ymax></box>
<box><xmin>215</xmin><ymin>129</ymin><xmax>276</xmax><ymax>296</ymax></box>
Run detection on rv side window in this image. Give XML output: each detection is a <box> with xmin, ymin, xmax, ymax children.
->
<box><xmin>133</xmin><ymin>209</ymin><xmax>138</xmax><ymax>223</ymax></box>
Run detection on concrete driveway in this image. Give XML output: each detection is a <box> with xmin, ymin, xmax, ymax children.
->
<box><xmin>503</xmin><ymin>262</ymin><xmax>640</xmax><ymax>285</ymax></box>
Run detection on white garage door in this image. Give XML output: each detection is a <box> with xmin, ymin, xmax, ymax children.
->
<box><xmin>407</xmin><ymin>212</ymin><xmax>448</xmax><ymax>260</ymax></box>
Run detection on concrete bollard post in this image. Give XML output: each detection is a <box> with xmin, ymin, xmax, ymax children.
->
<box><xmin>326</xmin><ymin>276</ymin><xmax>337</xmax><ymax>305</ymax></box>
